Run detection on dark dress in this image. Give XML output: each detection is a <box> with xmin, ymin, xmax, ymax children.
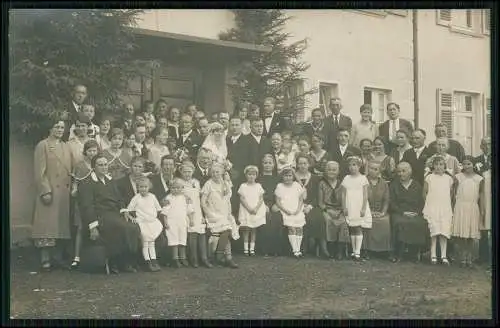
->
<box><xmin>256</xmin><ymin>174</ymin><xmax>284</xmax><ymax>255</ymax></box>
<box><xmin>310</xmin><ymin>150</ymin><xmax>333</xmax><ymax>177</ymax></box>
<box><xmin>318</xmin><ymin>178</ymin><xmax>349</xmax><ymax>243</ymax></box>
<box><xmin>389</xmin><ymin>179</ymin><xmax>429</xmax><ymax>246</ymax></box>
<box><xmin>364</xmin><ymin>178</ymin><xmax>391</xmax><ymax>252</ymax></box>
<box><xmin>77</xmin><ymin>174</ymin><xmax>141</xmax><ymax>266</ymax></box>
<box><xmin>300</xmin><ymin>174</ymin><xmax>323</xmax><ymax>239</ymax></box>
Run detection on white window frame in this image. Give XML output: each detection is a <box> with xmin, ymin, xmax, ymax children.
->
<box><xmin>363</xmin><ymin>87</ymin><xmax>392</xmax><ymax>124</ymax></box>
<box><xmin>436</xmin><ymin>9</ymin><xmax>484</xmax><ymax>37</ymax></box>
<box><xmin>453</xmin><ymin>91</ymin><xmax>480</xmax><ymax>155</ymax></box>
<box><xmin>318</xmin><ymin>82</ymin><xmax>339</xmax><ymax>116</ymax></box>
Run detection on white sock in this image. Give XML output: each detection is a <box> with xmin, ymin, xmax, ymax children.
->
<box><xmin>208</xmin><ymin>235</ymin><xmax>219</xmax><ymax>257</ymax></box>
<box><xmin>142</xmin><ymin>245</ymin><xmax>150</xmax><ymax>261</ymax></box>
<box><xmin>355</xmin><ymin>235</ymin><xmax>363</xmax><ymax>256</ymax></box>
<box><xmin>249</xmin><ymin>242</ymin><xmax>255</xmax><ymax>252</ymax></box>
<box><xmin>350</xmin><ymin>235</ymin><xmax>356</xmax><ymax>255</ymax></box>
<box><xmin>296</xmin><ymin>235</ymin><xmax>303</xmax><ymax>253</ymax></box>
<box><xmin>288</xmin><ymin>235</ymin><xmax>296</xmax><ymax>253</ymax></box>
<box><xmin>243</xmin><ymin>241</ymin><xmax>249</xmax><ymax>252</ymax></box>
<box><xmin>148</xmin><ymin>241</ymin><xmax>157</xmax><ymax>260</ymax></box>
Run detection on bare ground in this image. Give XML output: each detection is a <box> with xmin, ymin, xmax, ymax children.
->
<box><xmin>9</xmin><ymin>249</ymin><xmax>491</xmax><ymax>319</ymax></box>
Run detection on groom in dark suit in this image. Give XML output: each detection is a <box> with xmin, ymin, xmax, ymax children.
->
<box><xmin>402</xmin><ymin>129</ymin><xmax>433</xmax><ymax>186</ymax></box>
<box><xmin>262</xmin><ymin>97</ymin><xmax>287</xmax><ymax>137</ymax></box>
<box><xmin>379</xmin><ymin>102</ymin><xmax>413</xmax><ymax>154</ymax></box>
<box><xmin>243</xmin><ymin>118</ymin><xmax>273</xmax><ymax>167</ymax></box>
<box><xmin>177</xmin><ymin>113</ymin><xmax>202</xmax><ymax>161</ymax></box>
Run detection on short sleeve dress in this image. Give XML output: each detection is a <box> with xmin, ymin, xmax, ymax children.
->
<box><xmin>423</xmin><ymin>173</ymin><xmax>454</xmax><ymax>238</ymax></box>
<box><xmin>452</xmin><ymin>173</ymin><xmax>483</xmax><ymax>239</ymax></box>
<box><xmin>182</xmin><ymin>178</ymin><xmax>206</xmax><ymax>234</ymax></box>
<box><xmin>274</xmin><ymin>181</ymin><xmax>306</xmax><ymax>228</ymax></box>
<box><xmin>161</xmin><ymin>194</ymin><xmax>193</xmax><ymax>246</ymax></box>
<box><xmin>238</xmin><ymin>182</ymin><xmax>266</xmax><ymax>228</ymax></box>
<box><xmin>201</xmin><ymin>179</ymin><xmax>233</xmax><ymax>234</ymax></box>
<box><xmin>341</xmin><ymin>174</ymin><xmax>372</xmax><ymax>228</ymax></box>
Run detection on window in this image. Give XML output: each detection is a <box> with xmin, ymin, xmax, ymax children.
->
<box><xmin>318</xmin><ymin>82</ymin><xmax>339</xmax><ymax>114</ymax></box>
<box><xmin>363</xmin><ymin>87</ymin><xmax>392</xmax><ymax>123</ymax></box>
<box><xmin>121</xmin><ymin>74</ymin><xmax>153</xmax><ymax>111</ymax></box>
<box><xmin>284</xmin><ymin>79</ymin><xmax>305</xmax><ymax>122</ymax></box>
<box><xmin>436</xmin><ymin>9</ymin><xmax>483</xmax><ymax>36</ymax></box>
<box><xmin>453</xmin><ymin>91</ymin><xmax>479</xmax><ymax>155</ymax></box>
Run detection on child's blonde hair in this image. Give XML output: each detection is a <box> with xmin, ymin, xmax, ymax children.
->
<box><xmin>244</xmin><ymin>165</ymin><xmax>259</xmax><ymax>176</ymax></box>
<box><xmin>135</xmin><ymin>175</ymin><xmax>152</xmax><ymax>189</ymax></box>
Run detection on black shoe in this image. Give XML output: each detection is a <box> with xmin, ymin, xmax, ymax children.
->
<box><xmin>109</xmin><ymin>266</ymin><xmax>120</xmax><ymax>274</ymax></box>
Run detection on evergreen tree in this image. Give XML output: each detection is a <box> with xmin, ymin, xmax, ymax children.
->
<box><xmin>9</xmin><ymin>9</ymin><xmax>154</xmax><ymax>143</ymax></box>
<box><xmin>219</xmin><ymin>9</ymin><xmax>315</xmax><ymax>118</ymax></box>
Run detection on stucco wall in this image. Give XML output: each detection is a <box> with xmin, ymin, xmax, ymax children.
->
<box><xmin>416</xmin><ymin>9</ymin><xmax>490</xmax><ymax>154</ymax></box>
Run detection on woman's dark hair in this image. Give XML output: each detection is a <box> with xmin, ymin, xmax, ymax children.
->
<box><xmin>359</xmin><ymin>138</ymin><xmax>373</xmax><ymax>148</ymax></box>
<box><xmin>83</xmin><ymin>139</ymin><xmax>100</xmax><ymax>156</ymax></box>
<box><xmin>373</xmin><ymin>136</ymin><xmax>387</xmax><ymax>152</ymax></box>
<box><xmin>311</xmin><ymin>107</ymin><xmax>324</xmax><ymax>116</ymax></box>
<box><xmin>295</xmin><ymin>153</ymin><xmax>312</xmax><ymax>167</ymax></box>
<box><xmin>311</xmin><ymin>133</ymin><xmax>325</xmax><ymax>144</ymax></box>
<box><xmin>359</xmin><ymin>104</ymin><xmax>373</xmax><ymax>113</ymax></box>
<box><xmin>462</xmin><ymin>155</ymin><xmax>475</xmax><ymax>165</ymax></box>
<box><xmin>109</xmin><ymin>128</ymin><xmax>124</xmax><ymax>140</ymax></box>
<box><xmin>154</xmin><ymin>99</ymin><xmax>168</xmax><ymax>118</ymax></box>
<box><xmin>396</xmin><ymin>129</ymin><xmax>410</xmax><ymax>139</ymax></box>
<box><xmin>160</xmin><ymin>154</ymin><xmax>176</xmax><ymax>167</ymax></box>
<box><xmin>91</xmin><ymin>152</ymin><xmax>107</xmax><ymax>169</ymax></box>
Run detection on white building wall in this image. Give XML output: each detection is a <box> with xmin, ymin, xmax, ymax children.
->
<box><xmin>282</xmin><ymin>10</ymin><xmax>414</xmax><ymax>122</ymax></box>
<box><xmin>416</xmin><ymin>9</ymin><xmax>490</xmax><ymax>155</ymax></box>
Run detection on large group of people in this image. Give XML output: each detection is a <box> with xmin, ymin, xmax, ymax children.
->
<box><xmin>30</xmin><ymin>83</ymin><xmax>492</xmax><ymax>274</ymax></box>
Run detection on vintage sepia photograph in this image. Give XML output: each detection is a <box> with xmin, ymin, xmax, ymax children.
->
<box><xmin>9</xmin><ymin>8</ymin><xmax>492</xmax><ymax>319</ymax></box>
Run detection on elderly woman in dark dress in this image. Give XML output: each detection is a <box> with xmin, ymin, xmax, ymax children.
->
<box><xmin>77</xmin><ymin>153</ymin><xmax>141</xmax><ymax>274</ymax></box>
<box><xmin>363</xmin><ymin>161</ymin><xmax>391</xmax><ymax>260</ymax></box>
<box><xmin>32</xmin><ymin>119</ymin><xmax>73</xmax><ymax>271</ymax></box>
<box><xmin>318</xmin><ymin>161</ymin><xmax>349</xmax><ymax>260</ymax></box>
<box><xmin>295</xmin><ymin>154</ymin><xmax>327</xmax><ymax>258</ymax></box>
<box><xmin>389</xmin><ymin>162</ymin><xmax>428</xmax><ymax>262</ymax></box>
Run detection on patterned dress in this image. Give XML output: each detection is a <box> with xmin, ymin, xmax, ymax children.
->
<box><xmin>318</xmin><ymin>178</ymin><xmax>349</xmax><ymax>243</ymax></box>
<box><xmin>103</xmin><ymin>148</ymin><xmax>133</xmax><ymax>180</ymax></box>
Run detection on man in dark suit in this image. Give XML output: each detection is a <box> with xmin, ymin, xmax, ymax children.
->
<box><xmin>243</xmin><ymin>118</ymin><xmax>273</xmax><ymax>167</ymax></box>
<box><xmin>304</xmin><ymin>107</ymin><xmax>334</xmax><ymax>151</ymax></box>
<box><xmin>378</xmin><ymin>102</ymin><xmax>414</xmax><ymax>155</ymax></box>
<box><xmin>63</xmin><ymin>84</ymin><xmax>88</xmax><ymax>141</ymax></box>
<box><xmin>326</xmin><ymin>97</ymin><xmax>352</xmax><ymax>150</ymax></box>
<box><xmin>331</xmin><ymin>128</ymin><xmax>362</xmax><ymax>179</ymax></box>
<box><xmin>177</xmin><ymin>113</ymin><xmax>202</xmax><ymax>161</ymax></box>
<box><xmin>192</xmin><ymin>149</ymin><xmax>213</xmax><ymax>188</ymax></box>
<box><xmin>428</xmin><ymin>123</ymin><xmax>466</xmax><ymax>163</ymax></box>
<box><xmin>402</xmin><ymin>128</ymin><xmax>433</xmax><ymax>186</ymax></box>
<box><xmin>262</xmin><ymin>97</ymin><xmax>287</xmax><ymax>137</ymax></box>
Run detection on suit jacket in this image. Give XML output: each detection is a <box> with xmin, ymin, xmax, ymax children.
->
<box><xmin>150</xmin><ymin>173</ymin><xmax>171</xmax><ymax>204</ymax></box>
<box><xmin>226</xmin><ymin>134</ymin><xmax>250</xmax><ymax>183</ymax></box>
<box><xmin>473</xmin><ymin>154</ymin><xmax>491</xmax><ymax>176</ymax></box>
<box><xmin>331</xmin><ymin>144</ymin><xmax>362</xmax><ymax>178</ymax></box>
<box><xmin>428</xmin><ymin>139</ymin><xmax>466</xmax><ymax>164</ymax></box>
<box><xmin>62</xmin><ymin>101</ymin><xmax>82</xmax><ymax>141</ymax></box>
<box><xmin>303</xmin><ymin>120</ymin><xmax>334</xmax><ymax>150</ymax></box>
<box><xmin>326</xmin><ymin>114</ymin><xmax>353</xmax><ymax>149</ymax></box>
<box><xmin>402</xmin><ymin>146</ymin><xmax>433</xmax><ymax>186</ymax></box>
<box><xmin>177</xmin><ymin>130</ymin><xmax>202</xmax><ymax>160</ymax></box>
<box><xmin>193</xmin><ymin>165</ymin><xmax>211</xmax><ymax>188</ymax></box>
<box><xmin>378</xmin><ymin>118</ymin><xmax>413</xmax><ymax>154</ymax></box>
<box><xmin>167</xmin><ymin>125</ymin><xmax>180</xmax><ymax>141</ymax></box>
<box><xmin>114</xmin><ymin>175</ymin><xmax>137</xmax><ymax>205</ymax></box>
<box><xmin>263</xmin><ymin>112</ymin><xmax>286</xmax><ymax>137</ymax></box>
<box><xmin>243</xmin><ymin>134</ymin><xmax>273</xmax><ymax>167</ymax></box>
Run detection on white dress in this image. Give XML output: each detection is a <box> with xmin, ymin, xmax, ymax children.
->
<box><xmin>275</xmin><ymin>182</ymin><xmax>306</xmax><ymax>228</ymax></box>
<box><xmin>238</xmin><ymin>182</ymin><xmax>266</xmax><ymax>228</ymax></box>
<box><xmin>201</xmin><ymin>179</ymin><xmax>234</xmax><ymax>233</ymax></box>
<box><xmin>182</xmin><ymin>178</ymin><xmax>206</xmax><ymax>234</ymax></box>
<box><xmin>423</xmin><ymin>173</ymin><xmax>454</xmax><ymax>238</ymax></box>
<box><xmin>481</xmin><ymin>170</ymin><xmax>491</xmax><ymax>231</ymax></box>
<box><xmin>161</xmin><ymin>194</ymin><xmax>193</xmax><ymax>246</ymax></box>
<box><xmin>341</xmin><ymin>174</ymin><xmax>372</xmax><ymax>228</ymax></box>
<box><xmin>126</xmin><ymin>193</ymin><xmax>163</xmax><ymax>242</ymax></box>
<box><xmin>452</xmin><ymin>173</ymin><xmax>483</xmax><ymax>239</ymax></box>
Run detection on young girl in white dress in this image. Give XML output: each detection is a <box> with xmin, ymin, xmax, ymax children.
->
<box><xmin>161</xmin><ymin>178</ymin><xmax>194</xmax><ymax>268</ymax></box>
<box><xmin>238</xmin><ymin>165</ymin><xmax>266</xmax><ymax>256</ymax></box>
<box><xmin>123</xmin><ymin>176</ymin><xmax>163</xmax><ymax>272</ymax></box>
<box><xmin>179</xmin><ymin>160</ymin><xmax>212</xmax><ymax>268</ymax></box>
<box><xmin>452</xmin><ymin>156</ymin><xmax>484</xmax><ymax>267</ymax></box>
<box><xmin>275</xmin><ymin>166</ymin><xmax>306</xmax><ymax>258</ymax></box>
<box><xmin>423</xmin><ymin>155</ymin><xmax>456</xmax><ymax>265</ymax></box>
<box><xmin>341</xmin><ymin>156</ymin><xmax>372</xmax><ymax>262</ymax></box>
<box><xmin>201</xmin><ymin>163</ymin><xmax>239</xmax><ymax>268</ymax></box>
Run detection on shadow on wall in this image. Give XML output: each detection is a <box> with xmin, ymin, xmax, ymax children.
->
<box><xmin>10</xmin><ymin>138</ymin><xmax>36</xmax><ymax>249</ymax></box>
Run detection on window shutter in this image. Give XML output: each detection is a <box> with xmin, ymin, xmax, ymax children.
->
<box><xmin>483</xmin><ymin>9</ymin><xmax>490</xmax><ymax>34</ymax></box>
<box><xmin>436</xmin><ymin>88</ymin><xmax>454</xmax><ymax>138</ymax></box>
<box><xmin>486</xmin><ymin>97</ymin><xmax>491</xmax><ymax>137</ymax></box>
<box><xmin>437</xmin><ymin>9</ymin><xmax>452</xmax><ymax>26</ymax></box>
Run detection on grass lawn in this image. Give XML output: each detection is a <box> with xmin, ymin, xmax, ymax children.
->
<box><xmin>9</xmin><ymin>248</ymin><xmax>492</xmax><ymax>319</ymax></box>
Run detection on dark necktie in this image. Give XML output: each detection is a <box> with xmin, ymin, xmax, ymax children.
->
<box><xmin>334</xmin><ymin>116</ymin><xmax>339</xmax><ymax>128</ymax></box>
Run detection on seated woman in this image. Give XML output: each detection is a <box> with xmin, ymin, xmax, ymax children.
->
<box><xmin>77</xmin><ymin>153</ymin><xmax>142</xmax><ymax>274</ymax></box>
<box><xmin>389</xmin><ymin>162</ymin><xmax>429</xmax><ymax>262</ymax></box>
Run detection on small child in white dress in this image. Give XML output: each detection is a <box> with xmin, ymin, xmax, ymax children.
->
<box><xmin>161</xmin><ymin>178</ymin><xmax>194</xmax><ymax>268</ymax></box>
<box><xmin>423</xmin><ymin>155</ymin><xmax>456</xmax><ymax>265</ymax></box>
<box><xmin>275</xmin><ymin>166</ymin><xmax>306</xmax><ymax>258</ymax></box>
<box><xmin>179</xmin><ymin>160</ymin><xmax>212</xmax><ymax>268</ymax></box>
<box><xmin>341</xmin><ymin>156</ymin><xmax>372</xmax><ymax>262</ymax></box>
<box><xmin>123</xmin><ymin>176</ymin><xmax>163</xmax><ymax>272</ymax></box>
<box><xmin>238</xmin><ymin>165</ymin><xmax>266</xmax><ymax>256</ymax></box>
<box><xmin>452</xmin><ymin>156</ymin><xmax>484</xmax><ymax>267</ymax></box>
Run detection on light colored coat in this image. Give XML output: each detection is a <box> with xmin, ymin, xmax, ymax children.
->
<box><xmin>31</xmin><ymin>138</ymin><xmax>73</xmax><ymax>240</ymax></box>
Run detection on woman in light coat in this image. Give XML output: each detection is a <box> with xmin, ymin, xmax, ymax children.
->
<box><xmin>32</xmin><ymin>119</ymin><xmax>73</xmax><ymax>271</ymax></box>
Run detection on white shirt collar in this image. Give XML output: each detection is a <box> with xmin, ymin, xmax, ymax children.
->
<box><xmin>251</xmin><ymin>134</ymin><xmax>262</xmax><ymax>143</ymax></box>
<box><xmin>232</xmin><ymin>133</ymin><xmax>242</xmax><ymax>141</ymax></box>
<box><xmin>90</xmin><ymin>171</ymin><xmax>112</xmax><ymax>183</ymax></box>
<box><xmin>182</xmin><ymin>130</ymin><xmax>193</xmax><ymax>139</ymax></box>
<box><xmin>160</xmin><ymin>173</ymin><xmax>169</xmax><ymax>193</ymax></box>
<box><xmin>129</xmin><ymin>176</ymin><xmax>138</xmax><ymax>194</ymax></box>
<box><xmin>72</xmin><ymin>101</ymin><xmax>81</xmax><ymax>112</ymax></box>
